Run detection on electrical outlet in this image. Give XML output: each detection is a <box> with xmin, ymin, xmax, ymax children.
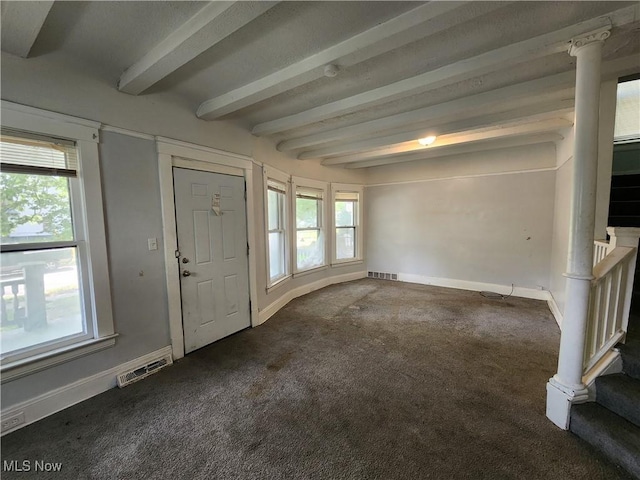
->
<box><xmin>1</xmin><ymin>411</ymin><xmax>25</xmax><ymax>431</ymax></box>
<box><xmin>148</xmin><ymin>238</ymin><xmax>158</xmax><ymax>251</ymax></box>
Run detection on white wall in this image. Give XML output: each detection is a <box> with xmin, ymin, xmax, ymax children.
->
<box><xmin>549</xmin><ymin>128</ymin><xmax>574</xmax><ymax>316</ymax></box>
<box><xmin>364</xmin><ymin>144</ymin><xmax>557</xmax><ymax>293</ymax></box>
<box><xmin>365</xmin><ymin>143</ymin><xmax>557</xmax><ymax>185</ymax></box>
<box><xmin>0</xmin><ymin>52</ymin><xmax>251</xmax><ymax>156</ymax></box>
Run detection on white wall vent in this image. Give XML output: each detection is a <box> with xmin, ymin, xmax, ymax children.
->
<box><xmin>367</xmin><ymin>271</ymin><xmax>398</xmax><ymax>281</ymax></box>
<box><xmin>117</xmin><ymin>354</ymin><xmax>173</xmax><ymax>388</ymax></box>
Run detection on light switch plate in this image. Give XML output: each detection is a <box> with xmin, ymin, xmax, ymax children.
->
<box><xmin>148</xmin><ymin>238</ymin><xmax>158</xmax><ymax>251</ymax></box>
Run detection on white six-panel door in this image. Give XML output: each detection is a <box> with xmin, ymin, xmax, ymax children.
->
<box><xmin>173</xmin><ymin>167</ymin><xmax>251</xmax><ymax>353</ymax></box>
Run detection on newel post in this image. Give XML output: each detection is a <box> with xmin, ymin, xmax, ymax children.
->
<box><xmin>546</xmin><ymin>27</ymin><xmax>610</xmax><ymax>430</ymax></box>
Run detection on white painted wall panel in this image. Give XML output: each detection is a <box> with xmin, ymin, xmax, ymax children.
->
<box><xmin>364</xmin><ymin>143</ymin><xmax>557</xmax><ymax>186</ymax></box>
<box><xmin>365</xmin><ymin>167</ymin><xmax>556</xmax><ymax>290</ymax></box>
<box><xmin>549</xmin><ymin>153</ymin><xmax>573</xmax><ymax>315</ymax></box>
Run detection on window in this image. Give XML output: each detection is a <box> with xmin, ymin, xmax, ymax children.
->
<box><xmin>0</xmin><ymin>102</ymin><xmax>115</xmax><ymax>381</ymax></box>
<box><xmin>293</xmin><ymin>179</ymin><xmax>327</xmax><ymax>273</ymax></box>
<box><xmin>332</xmin><ymin>185</ymin><xmax>363</xmax><ymax>264</ymax></box>
<box><xmin>614</xmin><ymin>77</ymin><xmax>640</xmax><ymax>144</ymax></box>
<box><xmin>265</xmin><ymin>174</ymin><xmax>289</xmax><ymax>286</ymax></box>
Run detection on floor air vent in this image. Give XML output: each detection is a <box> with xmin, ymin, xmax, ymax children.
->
<box><xmin>367</xmin><ymin>271</ymin><xmax>398</xmax><ymax>281</ymax></box>
<box><xmin>117</xmin><ymin>354</ymin><xmax>173</xmax><ymax>388</ymax></box>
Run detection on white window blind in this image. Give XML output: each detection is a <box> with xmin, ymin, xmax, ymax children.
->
<box><xmin>0</xmin><ymin>129</ymin><xmax>78</xmax><ymax>177</ymax></box>
<box><xmin>296</xmin><ymin>187</ymin><xmax>323</xmax><ymax>201</ymax></box>
<box><xmin>335</xmin><ymin>191</ymin><xmax>358</xmax><ymax>201</ymax></box>
<box><xmin>267</xmin><ymin>178</ymin><xmax>286</xmax><ymax>194</ymax></box>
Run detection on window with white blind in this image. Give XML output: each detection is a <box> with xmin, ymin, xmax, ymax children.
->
<box><xmin>265</xmin><ymin>176</ymin><xmax>289</xmax><ymax>286</ymax></box>
<box><xmin>332</xmin><ymin>185</ymin><xmax>363</xmax><ymax>264</ymax></box>
<box><xmin>0</xmin><ymin>103</ymin><xmax>115</xmax><ymax>381</ymax></box>
<box><xmin>293</xmin><ymin>180</ymin><xmax>327</xmax><ymax>273</ymax></box>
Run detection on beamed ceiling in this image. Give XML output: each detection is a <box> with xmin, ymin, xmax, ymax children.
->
<box><xmin>2</xmin><ymin>1</ymin><xmax>639</xmax><ymax>169</ymax></box>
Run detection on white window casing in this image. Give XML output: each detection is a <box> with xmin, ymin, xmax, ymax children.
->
<box><xmin>263</xmin><ymin>166</ymin><xmax>291</xmax><ymax>290</ymax></box>
<box><xmin>292</xmin><ymin>176</ymin><xmax>329</xmax><ymax>276</ymax></box>
<box><xmin>331</xmin><ymin>183</ymin><xmax>364</xmax><ymax>266</ymax></box>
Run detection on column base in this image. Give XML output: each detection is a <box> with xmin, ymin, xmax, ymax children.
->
<box><xmin>546</xmin><ymin>377</ymin><xmax>590</xmax><ymax>430</ymax></box>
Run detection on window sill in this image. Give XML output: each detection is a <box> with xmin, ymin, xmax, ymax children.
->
<box><xmin>331</xmin><ymin>259</ymin><xmax>364</xmax><ymax>267</ymax></box>
<box><xmin>293</xmin><ymin>265</ymin><xmax>328</xmax><ymax>278</ymax></box>
<box><xmin>1</xmin><ymin>334</ymin><xmax>118</xmax><ymax>384</ymax></box>
<box><xmin>266</xmin><ymin>274</ymin><xmax>291</xmax><ymax>294</ymax></box>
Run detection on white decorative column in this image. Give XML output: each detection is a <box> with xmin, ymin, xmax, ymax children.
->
<box><xmin>546</xmin><ymin>27</ymin><xmax>610</xmax><ymax>430</ymax></box>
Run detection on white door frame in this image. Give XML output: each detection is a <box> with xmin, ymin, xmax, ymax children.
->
<box><xmin>156</xmin><ymin>137</ymin><xmax>259</xmax><ymax>360</ymax></box>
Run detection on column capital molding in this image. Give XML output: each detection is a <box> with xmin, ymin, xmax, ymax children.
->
<box><xmin>569</xmin><ymin>26</ymin><xmax>611</xmax><ymax>56</ymax></box>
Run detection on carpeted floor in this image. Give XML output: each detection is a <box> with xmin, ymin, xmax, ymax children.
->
<box><xmin>1</xmin><ymin>279</ymin><xmax>633</xmax><ymax>479</ymax></box>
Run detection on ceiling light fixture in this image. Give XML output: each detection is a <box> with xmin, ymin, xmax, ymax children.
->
<box><xmin>418</xmin><ymin>136</ymin><xmax>436</xmax><ymax>146</ymax></box>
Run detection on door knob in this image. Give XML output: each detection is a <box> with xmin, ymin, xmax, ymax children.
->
<box><xmin>182</xmin><ymin>270</ymin><xmax>191</xmax><ymax>277</ymax></box>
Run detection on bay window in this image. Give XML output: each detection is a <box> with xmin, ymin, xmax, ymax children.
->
<box><xmin>263</xmin><ymin>170</ymin><xmax>364</xmax><ymax>289</ymax></box>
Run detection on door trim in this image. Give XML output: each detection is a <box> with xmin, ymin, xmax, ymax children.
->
<box><xmin>157</xmin><ymin>138</ymin><xmax>259</xmax><ymax>361</ymax></box>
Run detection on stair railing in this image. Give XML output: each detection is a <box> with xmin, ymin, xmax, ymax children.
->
<box><xmin>583</xmin><ymin>227</ymin><xmax>640</xmax><ymax>375</ymax></box>
<box><xmin>593</xmin><ymin>239</ymin><xmax>611</xmax><ymax>266</ymax></box>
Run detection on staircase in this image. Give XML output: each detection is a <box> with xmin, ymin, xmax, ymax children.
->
<box><xmin>568</xmin><ymin>195</ymin><xmax>640</xmax><ymax>477</ymax></box>
<box><xmin>570</xmin><ymin>329</ymin><xmax>640</xmax><ymax>478</ymax></box>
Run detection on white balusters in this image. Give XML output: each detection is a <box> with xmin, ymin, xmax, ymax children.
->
<box><xmin>582</xmin><ymin>227</ymin><xmax>640</xmax><ymax>376</ymax></box>
<box><xmin>593</xmin><ymin>239</ymin><xmax>610</xmax><ymax>266</ymax></box>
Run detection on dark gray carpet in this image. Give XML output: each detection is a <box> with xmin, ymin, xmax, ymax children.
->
<box><xmin>1</xmin><ymin>279</ymin><xmax>633</xmax><ymax>479</ymax></box>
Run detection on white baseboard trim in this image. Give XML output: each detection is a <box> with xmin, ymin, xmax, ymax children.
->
<box><xmin>1</xmin><ymin>345</ymin><xmax>173</xmax><ymax>436</ymax></box>
<box><xmin>547</xmin><ymin>294</ymin><xmax>564</xmax><ymax>328</ymax></box>
<box><xmin>258</xmin><ymin>271</ymin><xmax>367</xmax><ymax>325</ymax></box>
<box><xmin>398</xmin><ymin>273</ymin><xmax>551</xmax><ymax>301</ymax></box>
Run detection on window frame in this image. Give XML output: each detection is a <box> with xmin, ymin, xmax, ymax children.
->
<box><xmin>292</xmin><ymin>177</ymin><xmax>328</xmax><ymax>276</ymax></box>
<box><xmin>331</xmin><ymin>183</ymin><xmax>364</xmax><ymax>266</ymax></box>
<box><xmin>0</xmin><ymin>101</ymin><xmax>116</xmax><ymax>383</ymax></box>
<box><xmin>263</xmin><ymin>166</ymin><xmax>291</xmax><ymax>290</ymax></box>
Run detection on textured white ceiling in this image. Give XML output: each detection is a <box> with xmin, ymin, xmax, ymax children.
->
<box><xmin>2</xmin><ymin>1</ymin><xmax>639</xmax><ymax>169</ymax></box>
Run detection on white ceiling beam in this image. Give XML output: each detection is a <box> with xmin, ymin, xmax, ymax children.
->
<box><xmin>0</xmin><ymin>1</ymin><xmax>54</xmax><ymax>58</ymax></box>
<box><xmin>342</xmin><ymin>134</ymin><xmax>563</xmax><ymax>169</ymax></box>
<box><xmin>279</xmin><ymin>52</ymin><xmax>638</xmax><ymax>153</ymax></box>
<box><xmin>196</xmin><ymin>1</ymin><xmax>505</xmax><ymax>120</ymax></box>
<box><xmin>280</xmin><ymin>73</ymin><xmax>576</xmax><ymax>152</ymax></box>
<box><xmin>253</xmin><ymin>5</ymin><xmax>640</xmax><ymax>136</ymax></box>
<box><xmin>118</xmin><ymin>1</ymin><xmax>279</xmax><ymax>95</ymax></box>
<box><xmin>252</xmin><ymin>7</ymin><xmax>636</xmax><ymax>135</ymax></box>
<box><xmin>319</xmin><ymin>118</ymin><xmax>572</xmax><ymax>164</ymax></box>
<box><xmin>298</xmin><ymin>104</ymin><xmax>574</xmax><ymax>160</ymax></box>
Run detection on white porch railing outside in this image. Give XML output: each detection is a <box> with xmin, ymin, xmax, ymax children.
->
<box><xmin>583</xmin><ymin>227</ymin><xmax>640</xmax><ymax>375</ymax></box>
